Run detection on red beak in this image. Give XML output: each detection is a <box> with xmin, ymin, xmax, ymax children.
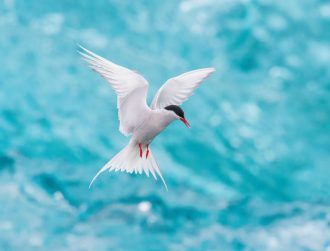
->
<box><xmin>180</xmin><ymin>117</ymin><xmax>191</xmax><ymax>128</ymax></box>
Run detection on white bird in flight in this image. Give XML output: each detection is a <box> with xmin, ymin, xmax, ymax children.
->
<box><xmin>79</xmin><ymin>46</ymin><xmax>215</xmax><ymax>190</ymax></box>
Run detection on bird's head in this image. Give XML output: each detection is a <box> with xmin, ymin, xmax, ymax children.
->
<box><xmin>164</xmin><ymin>105</ymin><xmax>190</xmax><ymax>128</ymax></box>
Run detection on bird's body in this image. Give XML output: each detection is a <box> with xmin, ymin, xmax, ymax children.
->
<box><xmin>79</xmin><ymin>46</ymin><xmax>215</xmax><ymax>189</ymax></box>
<box><xmin>131</xmin><ymin>109</ymin><xmax>176</xmax><ymax>145</ymax></box>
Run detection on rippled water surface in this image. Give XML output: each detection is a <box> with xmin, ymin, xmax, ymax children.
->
<box><xmin>0</xmin><ymin>0</ymin><xmax>330</xmax><ymax>250</ymax></box>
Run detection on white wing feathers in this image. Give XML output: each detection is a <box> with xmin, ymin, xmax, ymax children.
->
<box><xmin>79</xmin><ymin>46</ymin><xmax>215</xmax><ymax>135</ymax></box>
<box><xmin>151</xmin><ymin>68</ymin><xmax>215</xmax><ymax>110</ymax></box>
<box><xmin>79</xmin><ymin>46</ymin><xmax>150</xmax><ymax>136</ymax></box>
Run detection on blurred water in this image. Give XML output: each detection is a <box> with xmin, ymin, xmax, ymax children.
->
<box><xmin>0</xmin><ymin>0</ymin><xmax>330</xmax><ymax>250</ymax></box>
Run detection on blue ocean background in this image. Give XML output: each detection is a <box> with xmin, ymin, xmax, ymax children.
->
<box><xmin>1</xmin><ymin>0</ymin><xmax>330</xmax><ymax>250</ymax></box>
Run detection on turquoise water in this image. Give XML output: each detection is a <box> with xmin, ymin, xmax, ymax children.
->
<box><xmin>1</xmin><ymin>0</ymin><xmax>330</xmax><ymax>250</ymax></box>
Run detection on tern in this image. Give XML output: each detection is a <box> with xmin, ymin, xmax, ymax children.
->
<box><xmin>79</xmin><ymin>46</ymin><xmax>215</xmax><ymax>190</ymax></box>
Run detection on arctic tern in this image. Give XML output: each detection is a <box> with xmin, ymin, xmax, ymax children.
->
<box><xmin>79</xmin><ymin>46</ymin><xmax>215</xmax><ymax>190</ymax></box>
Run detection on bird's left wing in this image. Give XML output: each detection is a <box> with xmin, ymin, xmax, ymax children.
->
<box><xmin>79</xmin><ymin>46</ymin><xmax>150</xmax><ymax>136</ymax></box>
<box><xmin>150</xmin><ymin>68</ymin><xmax>215</xmax><ymax>110</ymax></box>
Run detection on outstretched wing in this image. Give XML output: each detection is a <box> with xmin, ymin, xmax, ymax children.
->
<box><xmin>150</xmin><ymin>68</ymin><xmax>215</xmax><ymax>110</ymax></box>
<box><xmin>79</xmin><ymin>46</ymin><xmax>150</xmax><ymax>136</ymax></box>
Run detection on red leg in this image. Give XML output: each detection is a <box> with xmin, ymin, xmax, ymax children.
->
<box><xmin>138</xmin><ymin>143</ymin><xmax>143</xmax><ymax>158</ymax></box>
<box><xmin>146</xmin><ymin>144</ymin><xmax>150</xmax><ymax>159</ymax></box>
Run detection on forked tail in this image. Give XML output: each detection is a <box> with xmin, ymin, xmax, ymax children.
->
<box><xmin>89</xmin><ymin>142</ymin><xmax>168</xmax><ymax>190</ymax></box>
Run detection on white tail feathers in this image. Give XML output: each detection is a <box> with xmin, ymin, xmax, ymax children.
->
<box><xmin>89</xmin><ymin>143</ymin><xmax>168</xmax><ymax>190</ymax></box>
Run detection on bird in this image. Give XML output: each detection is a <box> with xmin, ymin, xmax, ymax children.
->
<box><xmin>78</xmin><ymin>46</ymin><xmax>215</xmax><ymax>190</ymax></box>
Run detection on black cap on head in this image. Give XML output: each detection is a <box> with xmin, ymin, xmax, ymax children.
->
<box><xmin>164</xmin><ymin>105</ymin><xmax>184</xmax><ymax>118</ymax></box>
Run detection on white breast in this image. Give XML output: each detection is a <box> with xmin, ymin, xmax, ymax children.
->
<box><xmin>131</xmin><ymin>110</ymin><xmax>176</xmax><ymax>145</ymax></box>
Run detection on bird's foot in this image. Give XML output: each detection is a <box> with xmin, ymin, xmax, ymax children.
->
<box><xmin>146</xmin><ymin>144</ymin><xmax>149</xmax><ymax>159</ymax></box>
<box><xmin>138</xmin><ymin>143</ymin><xmax>143</xmax><ymax>158</ymax></box>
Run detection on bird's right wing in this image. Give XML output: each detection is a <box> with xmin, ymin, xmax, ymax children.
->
<box><xmin>79</xmin><ymin>46</ymin><xmax>150</xmax><ymax>136</ymax></box>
